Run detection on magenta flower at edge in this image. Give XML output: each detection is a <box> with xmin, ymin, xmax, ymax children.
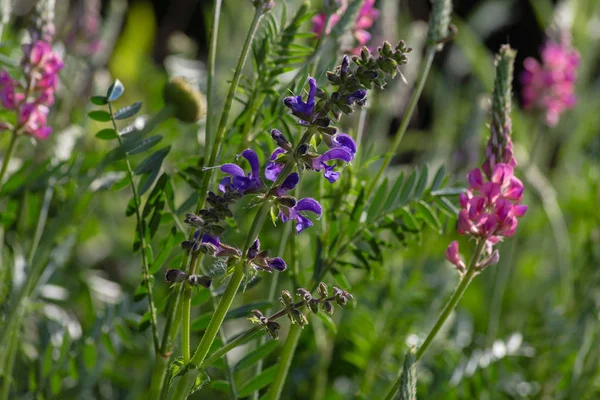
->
<box><xmin>0</xmin><ymin>40</ymin><xmax>63</xmax><ymax>140</ymax></box>
<box><xmin>312</xmin><ymin>0</ymin><xmax>379</xmax><ymax>54</ymax></box>
<box><xmin>521</xmin><ymin>39</ymin><xmax>579</xmax><ymax>127</ymax></box>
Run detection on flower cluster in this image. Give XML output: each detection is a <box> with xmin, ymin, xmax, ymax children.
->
<box><xmin>65</xmin><ymin>0</ymin><xmax>102</xmax><ymax>56</ymax></box>
<box><xmin>313</xmin><ymin>0</ymin><xmax>380</xmax><ymax>54</ymax></box>
<box><xmin>521</xmin><ymin>39</ymin><xmax>579</xmax><ymax>127</ymax></box>
<box><xmin>0</xmin><ymin>41</ymin><xmax>63</xmax><ymax>139</ymax></box>
<box><xmin>446</xmin><ymin>45</ymin><xmax>527</xmax><ymax>273</ymax></box>
<box><xmin>251</xmin><ymin>283</ymin><xmax>353</xmax><ymax>339</ymax></box>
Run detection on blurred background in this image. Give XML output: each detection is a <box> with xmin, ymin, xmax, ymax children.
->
<box><xmin>1</xmin><ymin>0</ymin><xmax>600</xmax><ymax>399</ymax></box>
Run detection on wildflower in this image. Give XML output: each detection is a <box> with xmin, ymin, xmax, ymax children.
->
<box><xmin>219</xmin><ymin>149</ymin><xmax>265</xmax><ymax>194</ymax></box>
<box><xmin>279</xmin><ymin>197</ymin><xmax>322</xmax><ymax>234</ymax></box>
<box><xmin>246</xmin><ymin>239</ymin><xmax>286</xmax><ymax>272</ymax></box>
<box><xmin>312</xmin><ymin>0</ymin><xmax>379</xmax><ymax>54</ymax></box>
<box><xmin>284</xmin><ymin>77</ymin><xmax>317</xmax><ymax>122</ymax></box>
<box><xmin>19</xmin><ymin>103</ymin><xmax>52</xmax><ymax>140</ymax></box>
<box><xmin>521</xmin><ymin>39</ymin><xmax>579</xmax><ymax>127</ymax></box>
<box><xmin>445</xmin><ymin>241</ymin><xmax>465</xmax><ymax>273</ymax></box>
<box><xmin>182</xmin><ymin>231</ymin><xmax>242</xmax><ymax>257</ymax></box>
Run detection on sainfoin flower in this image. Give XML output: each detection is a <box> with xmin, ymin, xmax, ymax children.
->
<box><xmin>312</xmin><ymin>0</ymin><xmax>379</xmax><ymax>54</ymax></box>
<box><xmin>219</xmin><ymin>149</ymin><xmax>265</xmax><ymax>194</ymax></box>
<box><xmin>0</xmin><ymin>40</ymin><xmax>63</xmax><ymax>140</ymax></box>
<box><xmin>521</xmin><ymin>39</ymin><xmax>579</xmax><ymax>127</ymax></box>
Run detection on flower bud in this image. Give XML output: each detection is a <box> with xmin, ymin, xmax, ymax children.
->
<box><xmin>317</xmin><ymin>282</ymin><xmax>328</xmax><ymax>298</ymax></box>
<box><xmin>188</xmin><ymin>274</ymin><xmax>212</xmax><ymax>288</ymax></box>
<box><xmin>322</xmin><ymin>301</ymin><xmax>334</xmax><ymax>315</ymax></box>
<box><xmin>165</xmin><ymin>269</ymin><xmax>188</xmax><ymax>284</ymax></box>
<box><xmin>280</xmin><ymin>290</ymin><xmax>294</xmax><ymax>306</ymax></box>
<box><xmin>163</xmin><ymin>77</ymin><xmax>206</xmax><ymax>123</ymax></box>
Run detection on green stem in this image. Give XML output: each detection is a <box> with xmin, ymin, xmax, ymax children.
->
<box><xmin>365</xmin><ymin>47</ymin><xmax>436</xmax><ymax>199</ymax></box>
<box><xmin>0</xmin><ymin>330</ymin><xmax>18</xmax><ymax>400</ymax></box>
<box><xmin>201</xmin><ymin>326</ymin><xmax>262</xmax><ymax>369</ymax></box>
<box><xmin>181</xmin><ymin>287</ymin><xmax>192</xmax><ymax>363</ymax></box>
<box><xmin>384</xmin><ymin>239</ymin><xmax>487</xmax><ymax>400</ymax></box>
<box><xmin>267</xmin><ymin>324</ymin><xmax>302</xmax><ymax>400</ymax></box>
<box><xmin>108</xmin><ymin>101</ymin><xmax>160</xmax><ymax>353</ymax></box>
<box><xmin>0</xmin><ymin>132</ymin><xmax>18</xmax><ymax>192</ymax></box>
<box><xmin>171</xmin><ymin>201</ymin><xmax>272</xmax><ymax>399</ymax></box>
<box><xmin>28</xmin><ymin>183</ymin><xmax>54</xmax><ymax>265</ymax></box>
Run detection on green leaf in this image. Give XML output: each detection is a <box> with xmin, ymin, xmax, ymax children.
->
<box><xmin>42</xmin><ymin>343</ymin><xmax>54</xmax><ymax>378</ymax></box>
<box><xmin>431</xmin><ymin>164</ymin><xmax>446</xmax><ymax>191</ymax></box>
<box><xmin>138</xmin><ymin>168</ymin><xmax>161</xmax><ymax>197</ymax></box>
<box><xmin>150</xmin><ymin>229</ymin><xmax>178</xmax><ymax>274</ymax></box>
<box><xmin>134</xmin><ymin>147</ymin><xmax>171</xmax><ymax>175</ymax></box>
<box><xmin>234</xmin><ymin>340</ymin><xmax>279</xmax><ymax>372</ymax></box>
<box><xmin>83</xmin><ymin>340</ymin><xmax>97</xmax><ymax>371</ymax></box>
<box><xmin>126</xmin><ymin>135</ymin><xmax>163</xmax><ymax>155</ymax></box>
<box><xmin>209</xmin><ymin>380</ymin><xmax>230</xmax><ymax>393</ymax></box>
<box><xmin>50</xmin><ymin>373</ymin><xmax>61</xmax><ymax>396</ymax></box>
<box><xmin>125</xmin><ymin>197</ymin><xmax>136</xmax><ymax>217</ymax></box>
<box><xmin>102</xmin><ymin>332</ymin><xmax>117</xmax><ymax>357</ymax></box>
<box><xmin>114</xmin><ymin>101</ymin><xmax>143</xmax><ymax>120</ymax></box>
<box><xmin>383</xmin><ymin>172</ymin><xmax>405</xmax><ymax>212</ymax></box>
<box><xmin>95</xmin><ymin>128</ymin><xmax>118</xmax><ymax>140</ymax></box>
<box><xmin>416</xmin><ymin>201</ymin><xmax>441</xmax><ymax>232</ymax></box>
<box><xmin>316</xmin><ymin>312</ymin><xmax>337</xmax><ymax>334</ymax></box>
<box><xmin>398</xmin><ymin>170</ymin><xmax>417</xmax><ymax>205</ymax></box>
<box><xmin>367</xmin><ymin>178</ymin><xmax>388</xmax><ymax>222</ymax></box>
<box><xmin>90</xmin><ymin>95</ymin><xmax>107</xmax><ymax>105</ymax></box>
<box><xmin>88</xmin><ymin>110</ymin><xmax>111</xmax><ymax>122</ymax></box>
<box><xmin>413</xmin><ymin>166</ymin><xmax>428</xmax><ymax>199</ymax></box>
<box><xmin>237</xmin><ymin>365</ymin><xmax>278</xmax><ymax>398</ymax></box>
<box><xmin>435</xmin><ymin>196</ymin><xmax>459</xmax><ymax>217</ymax></box>
<box><xmin>399</xmin><ymin>208</ymin><xmax>418</xmax><ymax>231</ymax></box>
<box><xmin>107</xmin><ymin>79</ymin><xmax>125</xmax><ymax>101</ymax></box>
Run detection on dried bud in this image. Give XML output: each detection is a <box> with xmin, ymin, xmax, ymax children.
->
<box><xmin>296</xmin><ymin>288</ymin><xmax>311</xmax><ymax>298</ymax></box>
<box><xmin>163</xmin><ymin>77</ymin><xmax>206</xmax><ymax>123</ymax></box>
<box><xmin>308</xmin><ymin>298</ymin><xmax>320</xmax><ymax>314</ymax></box>
<box><xmin>280</xmin><ymin>290</ymin><xmax>294</xmax><ymax>306</ymax></box>
<box><xmin>184</xmin><ymin>213</ymin><xmax>204</xmax><ymax>227</ymax></box>
<box><xmin>265</xmin><ymin>321</ymin><xmax>280</xmax><ymax>339</ymax></box>
<box><xmin>165</xmin><ymin>269</ymin><xmax>188</xmax><ymax>284</ymax></box>
<box><xmin>253</xmin><ymin>0</ymin><xmax>275</xmax><ymax>12</ymax></box>
<box><xmin>252</xmin><ymin>309</ymin><xmax>265</xmax><ymax>319</ymax></box>
<box><xmin>317</xmin><ymin>282</ymin><xmax>329</xmax><ymax>298</ymax></box>
<box><xmin>276</xmin><ymin>196</ymin><xmax>297</xmax><ymax>208</ymax></box>
<box><xmin>322</xmin><ymin>301</ymin><xmax>334</xmax><ymax>315</ymax></box>
<box><xmin>291</xmin><ymin>309</ymin><xmax>308</xmax><ymax>327</ymax></box>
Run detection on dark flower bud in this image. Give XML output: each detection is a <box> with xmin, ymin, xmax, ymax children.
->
<box><xmin>271</xmin><ymin>129</ymin><xmax>291</xmax><ymax>150</ymax></box>
<box><xmin>266</xmin><ymin>321</ymin><xmax>280</xmax><ymax>339</ymax></box>
<box><xmin>361</xmin><ymin>47</ymin><xmax>371</xmax><ymax>62</ymax></box>
<box><xmin>253</xmin><ymin>0</ymin><xmax>275</xmax><ymax>12</ymax></box>
<box><xmin>180</xmin><ymin>240</ymin><xmax>196</xmax><ymax>251</ymax></box>
<box><xmin>296</xmin><ymin>143</ymin><xmax>309</xmax><ymax>156</ymax></box>
<box><xmin>308</xmin><ymin>298</ymin><xmax>320</xmax><ymax>314</ymax></box>
<box><xmin>165</xmin><ymin>269</ymin><xmax>188</xmax><ymax>284</ymax></box>
<box><xmin>184</xmin><ymin>213</ymin><xmax>204</xmax><ymax>227</ymax></box>
<box><xmin>280</xmin><ymin>290</ymin><xmax>294</xmax><ymax>306</ymax></box>
<box><xmin>252</xmin><ymin>309</ymin><xmax>265</xmax><ymax>319</ymax></box>
<box><xmin>247</xmin><ymin>239</ymin><xmax>260</xmax><ymax>259</ymax></box>
<box><xmin>276</xmin><ymin>196</ymin><xmax>297</xmax><ymax>208</ymax></box>
<box><xmin>297</xmin><ymin>288</ymin><xmax>311</xmax><ymax>298</ymax></box>
<box><xmin>267</xmin><ymin>257</ymin><xmax>286</xmax><ymax>272</ymax></box>
<box><xmin>188</xmin><ymin>274</ymin><xmax>212</xmax><ymax>288</ymax></box>
<box><xmin>314</xmin><ymin>117</ymin><xmax>330</xmax><ymax>127</ymax></box>
<box><xmin>317</xmin><ymin>282</ymin><xmax>328</xmax><ymax>298</ymax></box>
<box><xmin>381</xmin><ymin>41</ymin><xmax>393</xmax><ymax>57</ymax></box>
<box><xmin>318</xmin><ymin>126</ymin><xmax>338</xmax><ymax>136</ymax></box>
<box><xmin>326</xmin><ymin>71</ymin><xmax>341</xmax><ymax>85</ymax></box>
<box><xmin>205</xmin><ymin>224</ymin><xmax>226</xmax><ymax>236</ymax></box>
<box><xmin>341</xmin><ymin>55</ymin><xmax>350</xmax><ymax>77</ymax></box>
<box><xmin>291</xmin><ymin>309</ymin><xmax>308</xmax><ymax>327</ymax></box>
<box><xmin>322</xmin><ymin>301</ymin><xmax>334</xmax><ymax>315</ymax></box>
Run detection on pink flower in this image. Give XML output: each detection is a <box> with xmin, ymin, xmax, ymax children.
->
<box><xmin>0</xmin><ymin>40</ymin><xmax>63</xmax><ymax>140</ymax></box>
<box><xmin>312</xmin><ymin>0</ymin><xmax>379</xmax><ymax>54</ymax></box>
<box><xmin>445</xmin><ymin>241</ymin><xmax>465</xmax><ymax>273</ymax></box>
<box><xmin>521</xmin><ymin>39</ymin><xmax>579</xmax><ymax>127</ymax></box>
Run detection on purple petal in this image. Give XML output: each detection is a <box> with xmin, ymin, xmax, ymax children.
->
<box><xmin>295</xmin><ymin>215</ymin><xmax>313</xmax><ymax>234</ymax></box>
<box><xmin>248</xmin><ymin>239</ymin><xmax>260</xmax><ymax>259</ymax></box>
<box><xmin>307</xmin><ymin>76</ymin><xmax>317</xmax><ymax>107</ymax></box>
<box><xmin>296</xmin><ymin>198</ymin><xmax>322</xmax><ymax>216</ymax></box>
<box><xmin>268</xmin><ymin>257</ymin><xmax>286</xmax><ymax>271</ymax></box>
<box><xmin>319</xmin><ymin>148</ymin><xmax>353</xmax><ymax>163</ymax></box>
<box><xmin>219</xmin><ymin>176</ymin><xmax>231</xmax><ymax>193</ymax></box>
<box><xmin>221</xmin><ymin>163</ymin><xmax>245</xmax><ymax>177</ymax></box>
<box><xmin>241</xmin><ymin>149</ymin><xmax>260</xmax><ymax>179</ymax></box>
<box><xmin>323</xmin><ymin>165</ymin><xmax>340</xmax><ymax>183</ymax></box>
<box><xmin>193</xmin><ymin>230</ymin><xmax>201</xmax><ymax>240</ymax></box>
<box><xmin>201</xmin><ymin>233</ymin><xmax>221</xmax><ymax>248</ymax></box>
<box><xmin>332</xmin><ymin>134</ymin><xmax>357</xmax><ymax>156</ymax></box>
<box><xmin>276</xmin><ymin>172</ymin><xmax>299</xmax><ymax>196</ymax></box>
<box><xmin>270</xmin><ymin>147</ymin><xmax>286</xmax><ymax>161</ymax></box>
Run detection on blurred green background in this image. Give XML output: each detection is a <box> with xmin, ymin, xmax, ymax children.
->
<box><xmin>1</xmin><ymin>0</ymin><xmax>600</xmax><ymax>398</ymax></box>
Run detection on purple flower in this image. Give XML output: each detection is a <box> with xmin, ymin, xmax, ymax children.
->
<box><xmin>246</xmin><ymin>238</ymin><xmax>287</xmax><ymax>272</ymax></box>
<box><xmin>344</xmin><ymin>89</ymin><xmax>367</xmax><ymax>105</ymax></box>
<box><xmin>265</xmin><ymin>148</ymin><xmax>287</xmax><ymax>182</ymax></box>
<box><xmin>280</xmin><ymin>198</ymin><xmax>322</xmax><ymax>234</ymax></box>
<box><xmin>219</xmin><ymin>149</ymin><xmax>264</xmax><ymax>194</ymax></box>
<box><xmin>274</xmin><ymin>172</ymin><xmax>299</xmax><ymax>197</ymax></box>
<box><xmin>284</xmin><ymin>77</ymin><xmax>317</xmax><ymax>122</ymax></box>
<box><xmin>271</xmin><ymin>129</ymin><xmax>292</xmax><ymax>151</ymax></box>
<box><xmin>193</xmin><ymin>232</ymin><xmax>241</xmax><ymax>257</ymax></box>
<box><xmin>312</xmin><ymin>147</ymin><xmax>354</xmax><ymax>183</ymax></box>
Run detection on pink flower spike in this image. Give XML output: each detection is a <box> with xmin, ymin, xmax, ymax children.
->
<box><xmin>491</xmin><ymin>163</ymin><xmax>514</xmax><ymax>186</ymax></box>
<box><xmin>445</xmin><ymin>241</ymin><xmax>465</xmax><ymax>272</ymax></box>
<box><xmin>467</xmin><ymin>168</ymin><xmax>484</xmax><ymax>190</ymax></box>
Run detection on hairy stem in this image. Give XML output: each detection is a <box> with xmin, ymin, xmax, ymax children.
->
<box><xmin>108</xmin><ymin>101</ymin><xmax>160</xmax><ymax>352</ymax></box>
<box><xmin>384</xmin><ymin>239</ymin><xmax>487</xmax><ymax>400</ymax></box>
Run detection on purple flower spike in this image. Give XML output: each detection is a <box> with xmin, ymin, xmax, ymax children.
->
<box><xmin>275</xmin><ymin>172</ymin><xmax>299</xmax><ymax>197</ymax></box>
<box><xmin>219</xmin><ymin>149</ymin><xmax>264</xmax><ymax>194</ymax></box>
<box><xmin>284</xmin><ymin>77</ymin><xmax>317</xmax><ymax>121</ymax></box>
<box><xmin>280</xmin><ymin>197</ymin><xmax>323</xmax><ymax>234</ymax></box>
<box><xmin>345</xmin><ymin>89</ymin><xmax>367</xmax><ymax>105</ymax></box>
<box><xmin>265</xmin><ymin>148</ymin><xmax>287</xmax><ymax>181</ymax></box>
<box><xmin>312</xmin><ymin>147</ymin><xmax>354</xmax><ymax>183</ymax></box>
<box><xmin>268</xmin><ymin>257</ymin><xmax>286</xmax><ymax>271</ymax></box>
<box><xmin>332</xmin><ymin>133</ymin><xmax>357</xmax><ymax>157</ymax></box>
